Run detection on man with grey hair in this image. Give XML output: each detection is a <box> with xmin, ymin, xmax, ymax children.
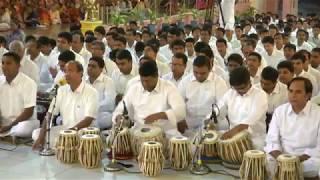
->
<box><xmin>9</xmin><ymin>40</ymin><xmax>39</xmax><ymax>84</ymax></box>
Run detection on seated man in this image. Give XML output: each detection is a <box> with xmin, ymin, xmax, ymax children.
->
<box><xmin>178</xmin><ymin>56</ymin><xmax>227</xmax><ymax>135</ymax></box>
<box><xmin>256</xmin><ymin>66</ymin><xmax>288</xmax><ymax>131</ymax></box>
<box><xmin>112</xmin><ymin>49</ymin><xmax>138</xmax><ymax>104</ymax></box>
<box><xmin>32</xmin><ymin>61</ymin><xmax>98</xmax><ymax>149</ymax></box>
<box><xmin>163</xmin><ymin>53</ymin><xmax>188</xmax><ymax>87</ymax></box>
<box><xmin>217</xmin><ymin>67</ymin><xmax>268</xmax><ymax>150</ymax></box>
<box><xmin>265</xmin><ymin>77</ymin><xmax>320</xmax><ymax>179</ymax></box>
<box><xmin>112</xmin><ymin>60</ymin><xmax>186</xmax><ymax>137</ymax></box>
<box><xmin>87</xmin><ymin>56</ymin><xmax>116</xmax><ymax>129</ymax></box>
<box><xmin>0</xmin><ymin>52</ymin><xmax>39</xmax><ymax>137</ymax></box>
<box><xmin>277</xmin><ymin>60</ymin><xmax>294</xmax><ymax>85</ymax></box>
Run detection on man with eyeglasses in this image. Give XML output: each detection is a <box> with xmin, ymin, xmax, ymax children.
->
<box><xmin>163</xmin><ymin>53</ymin><xmax>188</xmax><ymax>87</ymax></box>
<box><xmin>217</xmin><ymin>67</ymin><xmax>268</xmax><ymax>150</ymax></box>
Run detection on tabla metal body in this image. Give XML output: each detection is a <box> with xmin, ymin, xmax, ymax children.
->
<box><xmin>201</xmin><ymin>130</ymin><xmax>221</xmax><ymax>163</ymax></box>
<box><xmin>106</xmin><ymin>127</ymin><xmax>133</xmax><ymax>160</ymax></box>
<box><xmin>239</xmin><ymin>150</ymin><xmax>267</xmax><ymax>180</ymax></box>
<box><xmin>217</xmin><ymin>130</ymin><xmax>253</xmax><ymax>169</ymax></box>
<box><xmin>78</xmin><ymin>127</ymin><xmax>100</xmax><ymax>136</ymax></box>
<box><xmin>273</xmin><ymin>154</ymin><xmax>303</xmax><ymax>180</ymax></box>
<box><xmin>36</xmin><ymin>94</ymin><xmax>52</xmax><ymax>124</ymax></box>
<box><xmin>78</xmin><ymin>134</ymin><xmax>103</xmax><ymax>168</ymax></box>
<box><xmin>168</xmin><ymin>136</ymin><xmax>192</xmax><ymax>170</ymax></box>
<box><xmin>55</xmin><ymin>130</ymin><xmax>79</xmax><ymax>163</ymax></box>
<box><xmin>138</xmin><ymin>141</ymin><xmax>165</xmax><ymax>176</ymax></box>
<box><xmin>131</xmin><ymin>126</ymin><xmax>165</xmax><ymax>157</ymax></box>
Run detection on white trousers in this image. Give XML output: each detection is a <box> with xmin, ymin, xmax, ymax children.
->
<box><xmin>94</xmin><ymin>112</ymin><xmax>112</xmax><ymax>130</ymax></box>
<box><xmin>267</xmin><ymin>154</ymin><xmax>320</xmax><ymax>178</ymax></box>
<box><xmin>32</xmin><ymin>125</ymin><xmax>66</xmax><ymax>148</ymax></box>
<box><xmin>9</xmin><ymin>120</ymin><xmax>40</xmax><ymax>138</ymax></box>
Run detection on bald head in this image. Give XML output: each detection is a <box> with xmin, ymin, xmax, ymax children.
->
<box><xmin>9</xmin><ymin>40</ymin><xmax>25</xmax><ymax>58</ymax></box>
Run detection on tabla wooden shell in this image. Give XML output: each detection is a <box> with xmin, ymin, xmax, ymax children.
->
<box><xmin>107</xmin><ymin>127</ymin><xmax>133</xmax><ymax>159</ymax></box>
<box><xmin>55</xmin><ymin>130</ymin><xmax>79</xmax><ymax>163</ymax></box>
<box><xmin>201</xmin><ymin>130</ymin><xmax>219</xmax><ymax>158</ymax></box>
<box><xmin>217</xmin><ymin>130</ymin><xmax>253</xmax><ymax>169</ymax></box>
<box><xmin>273</xmin><ymin>154</ymin><xmax>303</xmax><ymax>180</ymax></box>
<box><xmin>168</xmin><ymin>136</ymin><xmax>192</xmax><ymax>170</ymax></box>
<box><xmin>131</xmin><ymin>126</ymin><xmax>164</xmax><ymax>156</ymax></box>
<box><xmin>138</xmin><ymin>141</ymin><xmax>164</xmax><ymax>176</ymax></box>
<box><xmin>78</xmin><ymin>134</ymin><xmax>103</xmax><ymax>169</ymax></box>
<box><xmin>78</xmin><ymin>127</ymin><xmax>100</xmax><ymax>136</ymax></box>
<box><xmin>239</xmin><ymin>150</ymin><xmax>267</xmax><ymax>180</ymax></box>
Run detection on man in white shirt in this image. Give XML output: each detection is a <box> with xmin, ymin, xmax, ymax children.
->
<box><xmin>0</xmin><ymin>52</ymin><xmax>39</xmax><ymax>137</ymax></box>
<box><xmin>290</xmin><ymin>53</ymin><xmax>318</xmax><ymax>96</ymax></box>
<box><xmin>25</xmin><ymin>36</ymin><xmax>53</xmax><ymax>92</ymax></box>
<box><xmin>47</xmin><ymin>32</ymin><xmax>86</xmax><ymax>78</ymax></box>
<box><xmin>261</xmin><ymin>36</ymin><xmax>285</xmax><ymax>68</ymax></box>
<box><xmin>126</xmin><ymin>29</ymin><xmax>137</xmax><ymax>53</ymax></box>
<box><xmin>32</xmin><ymin>61</ymin><xmax>98</xmax><ymax>149</ymax></box>
<box><xmin>87</xmin><ymin>56</ymin><xmax>116</xmax><ymax>130</ymax></box>
<box><xmin>308</xmin><ymin>24</ymin><xmax>320</xmax><ymax>48</ymax></box>
<box><xmin>71</xmin><ymin>31</ymin><xmax>92</xmax><ymax>67</ymax></box>
<box><xmin>170</xmin><ymin>39</ymin><xmax>193</xmax><ymax>72</ymax></box>
<box><xmin>53</xmin><ymin>50</ymin><xmax>75</xmax><ymax>86</ymax></box>
<box><xmin>163</xmin><ymin>53</ymin><xmax>188</xmax><ymax>87</ymax></box>
<box><xmin>256</xmin><ymin>67</ymin><xmax>287</xmax><ymax>131</ymax></box>
<box><xmin>112</xmin><ymin>60</ymin><xmax>186</xmax><ymax>137</ymax></box>
<box><xmin>247</xmin><ymin>52</ymin><xmax>263</xmax><ymax>84</ymax></box>
<box><xmin>283</xmin><ymin>43</ymin><xmax>296</xmax><ymax>61</ymax></box>
<box><xmin>178</xmin><ymin>56</ymin><xmax>228</xmax><ymax>136</ymax></box>
<box><xmin>295</xmin><ymin>29</ymin><xmax>313</xmax><ymax>52</ymax></box>
<box><xmin>9</xmin><ymin>40</ymin><xmax>40</xmax><ymax>84</ymax></box>
<box><xmin>144</xmin><ymin>39</ymin><xmax>170</xmax><ymax>76</ymax></box>
<box><xmin>185</xmin><ymin>38</ymin><xmax>196</xmax><ymax>63</ymax></box>
<box><xmin>215</xmin><ymin>38</ymin><xmax>231</xmax><ymax>70</ymax></box>
<box><xmin>274</xmin><ymin>33</ymin><xmax>285</xmax><ymax>52</ymax></box>
<box><xmin>217</xmin><ymin>67</ymin><xmax>268</xmax><ymax>150</ymax></box>
<box><xmin>277</xmin><ymin>60</ymin><xmax>295</xmax><ymax>85</ymax></box>
<box><xmin>265</xmin><ymin>77</ymin><xmax>320</xmax><ymax>179</ymax></box>
<box><xmin>300</xmin><ymin>50</ymin><xmax>320</xmax><ymax>91</ymax></box>
<box><xmin>112</xmin><ymin>49</ymin><xmax>138</xmax><ymax>104</ymax></box>
<box><xmin>311</xmin><ymin>48</ymin><xmax>320</xmax><ymax>71</ymax></box>
<box><xmin>159</xmin><ymin>28</ymin><xmax>180</xmax><ymax>61</ymax></box>
<box><xmin>91</xmin><ymin>40</ymin><xmax>118</xmax><ymax>77</ymax></box>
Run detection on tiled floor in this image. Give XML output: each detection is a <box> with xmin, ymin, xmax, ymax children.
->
<box><xmin>0</xmin><ymin>143</ymin><xmax>238</xmax><ymax>180</ymax></box>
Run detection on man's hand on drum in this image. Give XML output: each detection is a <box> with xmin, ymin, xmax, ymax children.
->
<box><xmin>144</xmin><ymin>112</ymin><xmax>167</xmax><ymax>124</ymax></box>
<box><xmin>270</xmin><ymin>150</ymin><xmax>282</xmax><ymax>159</ymax></box>
<box><xmin>177</xmin><ymin>120</ymin><xmax>188</xmax><ymax>134</ymax></box>
<box><xmin>299</xmin><ymin>154</ymin><xmax>310</xmax><ymax>162</ymax></box>
<box><xmin>221</xmin><ymin>124</ymin><xmax>249</xmax><ymax>140</ymax></box>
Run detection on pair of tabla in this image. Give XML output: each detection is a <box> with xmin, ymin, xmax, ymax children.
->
<box><xmin>239</xmin><ymin>150</ymin><xmax>303</xmax><ymax>180</ymax></box>
<box><xmin>55</xmin><ymin>127</ymin><xmax>103</xmax><ymax>169</ymax></box>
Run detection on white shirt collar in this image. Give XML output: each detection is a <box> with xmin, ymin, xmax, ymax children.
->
<box><xmin>68</xmin><ymin>81</ymin><xmax>85</xmax><ymax>94</ymax></box>
<box><xmin>288</xmin><ymin>101</ymin><xmax>311</xmax><ymax>116</ymax></box>
<box><xmin>5</xmin><ymin>72</ymin><xmax>22</xmax><ymax>85</ymax></box>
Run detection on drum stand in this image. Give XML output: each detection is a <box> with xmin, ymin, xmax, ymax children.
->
<box><xmin>104</xmin><ymin>118</ymin><xmax>124</xmax><ymax>172</ymax></box>
<box><xmin>189</xmin><ymin>128</ymin><xmax>210</xmax><ymax>175</ymax></box>
<box><xmin>39</xmin><ymin>97</ymin><xmax>57</xmax><ymax>156</ymax></box>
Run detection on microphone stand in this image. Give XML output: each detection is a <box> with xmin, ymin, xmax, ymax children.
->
<box><xmin>39</xmin><ymin>85</ymin><xmax>58</xmax><ymax>156</ymax></box>
<box><xmin>104</xmin><ymin>101</ymin><xmax>129</xmax><ymax>172</ymax></box>
<box><xmin>189</xmin><ymin>128</ymin><xmax>210</xmax><ymax>175</ymax></box>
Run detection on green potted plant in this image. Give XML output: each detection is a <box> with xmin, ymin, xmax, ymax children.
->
<box><xmin>190</xmin><ymin>8</ymin><xmax>200</xmax><ymax>28</ymax></box>
<box><xmin>129</xmin><ymin>8</ymin><xmax>145</xmax><ymax>26</ymax></box>
<box><xmin>111</xmin><ymin>12</ymin><xmax>128</xmax><ymax>27</ymax></box>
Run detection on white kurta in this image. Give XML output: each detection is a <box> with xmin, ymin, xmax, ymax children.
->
<box><xmin>261</xmin><ymin>49</ymin><xmax>285</xmax><ymax>69</ymax></box>
<box><xmin>265</xmin><ymin>102</ymin><xmax>320</xmax><ymax>177</ymax></box>
<box><xmin>112</xmin><ymin>78</ymin><xmax>186</xmax><ymax>137</ymax></box>
<box><xmin>0</xmin><ymin>72</ymin><xmax>39</xmax><ymax>137</ymax></box>
<box><xmin>111</xmin><ymin>64</ymin><xmax>138</xmax><ymax>95</ymax></box>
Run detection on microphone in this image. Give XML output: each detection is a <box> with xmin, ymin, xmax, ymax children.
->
<box><xmin>204</xmin><ymin>104</ymin><xmax>220</xmax><ymax>131</ymax></box>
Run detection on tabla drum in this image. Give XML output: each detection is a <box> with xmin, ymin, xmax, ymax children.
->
<box><xmin>78</xmin><ymin>134</ymin><xmax>103</xmax><ymax>169</ymax></box>
<box><xmin>168</xmin><ymin>136</ymin><xmax>192</xmax><ymax>170</ymax></box>
<box><xmin>239</xmin><ymin>150</ymin><xmax>267</xmax><ymax>180</ymax></box>
<box><xmin>138</xmin><ymin>141</ymin><xmax>164</xmax><ymax>176</ymax></box>
<box><xmin>106</xmin><ymin>127</ymin><xmax>133</xmax><ymax>160</ymax></box>
<box><xmin>201</xmin><ymin>130</ymin><xmax>220</xmax><ymax>163</ymax></box>
<box><xmin>217</xmin><ymin>130</ymin><xmax>253</xmax><ymax>169</ymax></box>
<box><xmin>55</xmin><ymin>130</ymin><xmax>79</xmax><ymax>163</ymax></box>
<box><xmin>36</xmin><ymin>93</ymin><xmax>52</xmax><ymax>124</ymax></box>
<box><xmin>78</xmin><ymin>127</ymin><xmax>100</xmax><ymax>136</ymax></box>
<box><xmin>131</xmin><ymin>126</ymin><xmax>165</xmax><ymax>156</ymax></box>
<box><xmin>273</xmin><ymin>154</ymin><xmax>303</xmax><ymax>180</ymax></box>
